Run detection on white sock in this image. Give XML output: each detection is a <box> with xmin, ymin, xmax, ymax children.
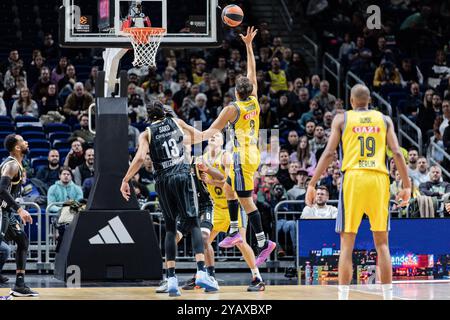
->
<box><xmin>256</xmin><ymin>232</ymin><xmax>266</xmax><ymax>248</ymax></box>
<box><xmin>229</xmin><ymin>221</ymin><xmax>239</xmax><ymax>234</ymax></box>
<box><xmin>338</xmin><ymin>285</ymin><xmax>350</xmax><ymax>300</ymax></box>
<box><xmin>381</xmin><ymin>283</ymin><xmax>393</xmax><ymax>300</ymax></box>
<box><xmin>251</xmin><ymin>268</ymin><xmax>262</xmax><ymax>280</ymax></box>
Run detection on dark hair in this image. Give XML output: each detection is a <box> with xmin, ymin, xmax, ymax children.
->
<box><xmin>147</xmin><ymin>100</ymin><xmax>165</xmax><ymax>122</ymax></box>
<box><xmin>4</xmin><ymin>134</ymin><xmax>18</xmax><ymax>152</ymax></box>
<box><xmin>280</xmin><ymin>148</ymin><xmax>290</xmax><ymax>155</ymax></box>
<box><xmin>317</xmin><ymin>185</ymin><xmax>329</xmax><ymax>194</ymax></box>
<box><xmin>235</xmin><ymin>76</ymin><xmax>253</xmax><ymax>100</ymax></box>
<box><xmin>59</xmin><ymin>166</ymin><xmax>73</xmax><ymax>178</ymax></box>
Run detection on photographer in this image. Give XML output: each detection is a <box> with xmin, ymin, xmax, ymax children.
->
<box><xmin>373</xmin><ymin>59</ymin><xmax>401</xmax><ymax>94</ymax></box>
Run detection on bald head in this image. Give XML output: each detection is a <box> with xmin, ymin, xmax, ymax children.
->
<box><xmin>350</xmin><ymin>84</ymin><xmax>370</xmax><ymax>108</ymax></box>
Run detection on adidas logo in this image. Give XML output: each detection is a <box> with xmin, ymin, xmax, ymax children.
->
<box><xmin>89</xmin><ymin>217</ymin><xmax>135</xmax><ymax>245</ymax></box>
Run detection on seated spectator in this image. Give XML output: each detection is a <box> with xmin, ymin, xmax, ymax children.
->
<box><xmin>41</xmin><ymin>33</ymin><xmax>60</xmax><ymax>60</ymax></box>
<box><xmin>63</xmin><ymin>82</ymin><xmax>94</xmax><ymax>125</ymax></box>
<box><xmin>304</xmin><ymin>120</ymin><xmax>316</xmax><ymax>140</ymax></box>
<box><xmin>256</xmin><ymin>47</ymin><xmax>271</xmax><ymax>72</ymax></box>
<box><xmin>127</xmin><ymin>83</ymin><xmax>146</xmax><ymax>123</ymax></box>
<box><xmin>310</xmin><ymin>125</ymin><xmax>328</xmax><ymax>157</ymax></box>
<box><xmin>259</xmin><ymin>95</ymin><xmax>278</xmax><ymax>129</ymax></box>
<box><xmin>402</xmin><ymin>82</ymin><xmax>422</xmax><ymax>118</ymax></box>
<box><xmin>427</xmin><ymin>129</ymin><xmax>444</xmax><ymax>164</ymax></box>
<box><xmin>440</xmin><ymin>100</ymin><xmax>450</xmax><ymax>137</ymax></box>
<box><xmin>58</xmin><ymin>64</ymin><xmax>77</xmax><ymax>103</ymax></box>
<box><xmin>4</xmin><ymin>64</ymin><xmax>26</xmax><ymax>93</ymax></box>
<box><xmin>11</xmin><ymin>87</ymin><xmax>38</xmax><ymax>119</ymax></box>
<box><xmin>298</xmin><ymin>100</ymin><xmax>319</xmax><ymax>131</ymax></box>
<box><xmin>205</xmin><ymin>77</ymin><xmax>222</xmax><ymax>108</ymax></box>
<box><xmin>289</xmin><ymin>80</ymin><xmax>310</xmax><ymax>116</ymax></box>
<box><xmin>301</xmin><ymin>186</ymin><xmax>338</xmax><ymax>219</ymax></box>
<box><xmin>407</xmin><ymin>148</ymin><xmax>419</xmax><ymax>177</ymax></box>
<box><xmin>51</xmin><ymin>56</ymin><xmax>68</xmax><ymax>84</ymax></box>
<box><xmin>276</xmin><ymin>149</ymin><xmax>291</xmax><ymax>190</ymax></box>
<box><xmin>64</xmin><ymin>139</ymin><xmax>85</xmax><ymax>170</ymax></box>
<box><xmin>286</xmin><ymin>52</ymin><xmax>310</xmax><ymax>83</ymax></box>
<box><xmin>399</xmin><ymin>58</ymin><xmax>424</xmax><ymax>88</ymax></box>
<box><xmin>410</xmin><ymin>156</ymin><xmax>430</xmax><ymax>187</ymax></box>
<box><xmin>338</xmin><ymin>33</ymin><xmax>355</xmax><ymax>61</ymax></box>
<box><xmin>282</xmin><ymin>130</ymin><xmax>299</xmax><ymax>154</ymax></box>
<box><xmin>417</xmin><ymin>89</ymin><xmax>437</xmax><ymax>137</ymax></box>
<box><xmin>191</xmin><ymin>58</ymin><xmax>206</xmax><ymax>85</ymax></box>
<box><xmin>70</xmin><ymin>114</ymin><xmax>95</xmax><ymax>145</ymax></box>
<box><xmin>73</xmin><ymin>148</ymin><xmax>95</xmax><ymax>186</ymax></box>
<box><xmin>47</xmin><ymin>167</ymin><xmax>84</xmax><ymax>213</ymax></box>
<box><xmin>347</xmin><ymin>36</ymin><xmax>372</xmax><ymax>77</ymax></box>
<box><xmin>319</xmin><ymin>168</ymin><xmax>341</xmax><ymax>200</ymax></box>
<box><xmin>428</xmin><ymin>49</ymin><xmax>450</xmax><ymax>89</ymax></box>
<box><xmin>314</xmin><ymin>80</ymin><xmax>337</xmax><ymax>111</ymax></box>
<box><xmin>84</xmin><ymin>66</ymin><xmax>98</xmax><ymax>96</ymax></box>
<box><xmin>27</xmin><ymin>54</ymin><xmax>45</xmax><ymax>89</ymax></box>
<box><xmin>189</xmin><ymin>93</ymin><xmax>211</xmax><ymax>127</ymax></box>
<box><xmin>306</xmin><ymin>75</ymin><xmax>320</xmax><ymax>98</ymax></box>
<box><xmin>39</xmin><ymin>83</ymin><xmax>60</xmax><ymax>116</ymax></box>
<box><xmin>211</xmin><ymin>57</ymin><xmax>228</xmax><ymax>84</ymax></box>
<box><xmin>373</xmin><ymin>59</ymin><xmax>401</xmax><ymax>94</ymax></box>
<box><xmin>287</xmin><ymin>169</ymin><xmax>308</xmax><ymax>200</ymax></box>
<box><xmin>36</xmin><ymin>149</ymin><xmax>61</xmax><ymax>188</ymax></box>
<box><xmin>290</xmin><ymin>135</ymin><xmax>316</xmax><ymax>176</ymax></box>
<box><xmin>419</xmin><ymin>166</ymin><xmax>450</xmax><ymax>201</ymax></box>
<box><xmin>266</xmin><ymin>57</ymin><xmax>289</xmax><ymax>97</ymax></box>
<box><xmin>32</xmin><ymin>67</ymin><xmax>53</xmax><ymax>102</ymax></box>
<box><xmin>277</xmin><ymin>94</ymin><xmax>297</xmax><ymax>132</ymax></box>
<box><xmin>128</xmin><ymin>117</ymin><xmax>140</xmax><ymax>150</ymax></box>
<box><xmin>372</xmin><ymin>36</ymin><xmax>394</xmax><ymax>67</ymax></box>
<box><xmin>323</xmin><ymin>111</ymin><xmax>333</xmax><ymax>137</ymax></box>
<box><xmin>281</xmin><ymin>160</ymin><xmax>300</xmax><ymax>192</ymax></box>
<box><xmin>256</xmin><ymin>70</ymin><xmax>270</xmax><ymax>97</ymax></box>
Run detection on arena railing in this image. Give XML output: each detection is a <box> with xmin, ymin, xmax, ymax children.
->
<box><xmin>43</xmin><ymin>202</ymin><xmax>66</xmax><ymax>271</ymax></box>
<box><xmin>3</xmin><ymin>202</ymin><xmax>43</xmax><ymax>271</ymax></box>
<box><xmin>302</xmin><ymin>35</ymin><xmax>319</xmax><ymax>74</ymax></box>
<box><xmin>278</xmin><ymin>0</ymin><xmax>293</xmax><ymax>48</ymax></box>
<box><xmin>345</xmin><ymin>71</ymin><xmax>366</xmax><ymax>106</ymax></box>
<box><xmin>429</xmin><ymin>141</ymin><xmax>450</xmax><ymax>181</ymax></box>
<box><xmin>397</xmin><ymin>114</ymin><xmax>423</xmax><ymax>156</ymax></box>
<box><xmin>371</xmin><ymin>91</ymin><xmax>393</xmax><ymax>118</ymax></box>
<box><xmin>322</xmin><ymin>52</ymin><xmax>342</xmax><ymax>99</ymax></box>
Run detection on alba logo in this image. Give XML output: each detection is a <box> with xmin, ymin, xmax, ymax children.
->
<box><xmin>244</xmin><ymin>111</ymin><xmax>257</xmax><ymax>120</ymax></box>
<box><xmin>89</xmin><ymin>217</ymin><xmax>135</xmax><ymax>245</ymax></box>
<box><xmin>352</xmin><ymin>126</ymin><xmax>380</xmax><ymax>134</ymax></box>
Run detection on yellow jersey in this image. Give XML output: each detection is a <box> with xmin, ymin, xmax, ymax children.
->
<box><xmin>229</xmin><ymin>95</ymin><xmax>260</xmax><ymax>154</ymax></box>
<box><xmin>203</xmin><ymin>149</ymin><xmax>228</xmax><ymax>210</ymax></box>
<box><xmin>341</xmin><ymin>110</ymin><xmax>388</xmax><ymax>175</ymax></box>
<box><xmin>268</xmin><ymin>70</ymin><xmax>288</xmax><ymax>92</ymax></box>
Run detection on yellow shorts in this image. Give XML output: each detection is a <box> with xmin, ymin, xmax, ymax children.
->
<box><xmin>212</xmin><ymin>206</ymin><xmax>247</xmax><ymax>233</ymax></box>
<box><xmin>228</xmin><ymin>149</ymin><xmax>260</xmax><ymax>193</ymax></box>
<box><xmin>336</xmin><ymin>170</ymin><xmax>390</xmax><ymax>233</ymax></box>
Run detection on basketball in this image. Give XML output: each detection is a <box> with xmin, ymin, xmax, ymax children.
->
<box><xmin>221</xmin><ymin>4</ymin><xmax>244</xmax><ymax>27</ymax></box>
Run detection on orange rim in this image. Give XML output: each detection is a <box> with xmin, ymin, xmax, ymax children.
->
<box><xmin>123</xmin><ymin>27</ymin><xmax>166</xmax><ymax>44</ymax></box>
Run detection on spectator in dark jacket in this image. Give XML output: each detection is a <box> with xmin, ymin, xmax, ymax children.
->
<box><xmin>63</xmin><ymin>82</ymin><xmax>94</xmax><ymax>124</ymax></box>
<box><xmin>36</xmin><ymin>149</ymin><xmax>61</xmax><ymax>188</ymax></box>
<box><xmin>38</xmin><ymin>83</ymin><xmax>60</xmax><ymax>116</ymax></box>
<box><xmin>73</xmin><ymin>148</ymin><xmax>95</xmax><ymax>186</ymax></box>
<box><xmin>64</xmin><ymin>139</ymin><xmax>85</xmax><ymax>170</ymax></box>
<box><xmin>32</xmin><ymin>67</ymin><xmax>53</xmax><ymax>101</ymax></box>
<box><xmin>419</xmin><ymin>166</ymin><xmax>450</xmax><ymax>200</ymax></box>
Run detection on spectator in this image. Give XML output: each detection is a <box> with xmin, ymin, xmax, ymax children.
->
<box><xmin>211</xmin><ymin>57</ymin><xmax>228</xmax><ymax>84</ymax></box>
<box><xmin>58</xmin><ymin>64</ymin><xmax>77</xmax><ymax>103</ymax></box>
<box><xmin>70</xmin><ymin>114</ymin><xmax>94</xmax><ymax>145</ymax></box>
<box><xmin>192</xmin><ymin>58</ymin><xmax>206</xmax><ymax>85</ymax></box>
<box><xmin>277</xmin><ymin>94</ymin><xmax>297</xmax><ymax>132</ymax></box>
<box><xmin>440</xmin><ymin>100</ymin><xmax>450</xmax><ymax>137</ymax></box>
<box><xmin>399</xmin><ymin>58</ymin><xmax>424</xmax><ymax>88</ymax></box>
<box><xmin>128</xmin><ymin>117</ymin><xmax>140</xmax><ymax>150</ymax></box>
<box><xmin>161</xmin><ymin>66</ymin><xmax>180</xmax><ymax>94</ymax></box>
<box><xmin>306</xmin><ymin>74</ymin><xmax>321</xmax><ymax>98</ymax></box>
<box><xmin>189</xmin><ymin>93</ymin><xmax>211</xmax><ymax>127</ymax></box>
<box><xmin>63</xmin><ymin>82</ymin><xmax>94</xmax><ymax>124</ymax></box>
<box><xmin>417</xmin><ymin>89</ymin><xmax>438</xmax><ymax>138</ymax></box>
<box><xmin>276</xmin><ymin>149</ymin><xmax>291</xmax><ymax>190</ymax></box>
<box><xmin>205</xmin><ymin>77</ymin><xmax>222</xmax><ymax>108</ymax></box>
<box><xmin>256</xmin><ymin>47</ymin><xmax>271</xmax><ymax>72</ymax></box>
<box><xmin>398</xmin><ymin>6</ymin><xmax>432</xmax><ymax>56</ymax></box>
<box><xmin>289</xmin><ymin>79</ymin><xmax>309</xmax><ymax>116</ymax></box>
<box><xmin>348</xmin><ymin>36</ymin><xmax>373</xmax><ymax>77</ymax></box>
<box><xmin>127</xmin><ymin>83</ymin><xmax>146</xmax><ymax>123</ymax></box>
<box><xmin>51</xmin><ymin>56</ymin><xmax>68</xmax><ymax>84</ymax></box>
<box><xmin>64</xmin><ymin>139</ymin><xmax>85</xmax><ymax>169</ymax></box>
<box><xmin>287</xmin><ymin>169</ymin><xmax>308</xmax><ymax>200</ymax></box>
<box><xmin>314</xmin><ymin>80</ymin><xmax>337</xmax><ymax>111</ymax></box>
<box><xmin>144</xmin><ymin>78</ymin><xmax>163</xmax><ymax>102</ymax></box>
<box><xmin>372</xmin><ymin>36</ymin><xmax>392</xmax><ymax>67</ymax></box>
<box><xmin>322</xmin><ymin>111</ymin><xmax>333</xmax><ymax>136</ymax></box>
<box><xmin>228</xmin><ymin>49</ymin><xmax>242</xmax><ymax>72</ymax></box>
<box><xmin>298</xmin><ymin>99</ymin><xmax>319</xmax><ymax>130</ymax></box>
<box><xmin>259</xmin><ymin>95</ymin><xmax>278</xmax><ymax>129</ymax></box>
<box><xmin>223</xmin><ymin>69</ymin><xmax>237</xmax><ymax>98</ymax></box>
<box><xmin>428</xmin><ymin>49</ymin><xmax>450</xmax><ymax>88</ymax></box>
<box><xmin>36</xmin><ymin>149</ymin><xmax>61</xmax><ymax>189</ymax></box>
<box><xmin>338</xmin><ymin>33</ymin><xmax>355</xmax><ymax>61</ymax></box>
<box><xmin>32</xmin><ymin>67</ymin><xmax>52</xmax><ymax>101</ymax></box>
<box><xmin>286</xmin><ymin>52</ymin><xmax>310</xmax><ymax>82</ymax></box>
<box><xmin>40</xmin><ymin>33</ymin><xmax>60</xmax><ymax>60</ymax></box>
<box><xmin>73</xmin><ymin>148</ymin><xmax>95</xmax><ymax>186</ymax></box>
<box><xmin>38</xmin><ymin>83</ymin><xmax>60</xmax><ymax>116</ymax></box>
<box><xmin>47</xmin><ymin>167</ymin><xmax>84</xmax><ymax>213</ymax></box>
<box><xmin>290</xmin><ymin>135</ymin><xmax>316</xmax><ymax>176</ymax></box>
<box><xmin>427</xmin><ymin>129</ymin><xmax>444</xmax><ymax>164</ymax></box>
<box><xmin>256</xmin><ymin>70</ymin><xmax>270</xmax><ymax>97</ymax></box>
<box><xmin>281</xmin><ymin>47</ymin><xmax>292</xmax><ymax>70</ymax></box>
<box><xmin>84</xmin><ymin>66</ymin><xmax>98</xmax><ymax>96</ymax></box>
<box><xmin>409</xmin><ymin>156</ymin><xmax>430</xmax><ymax>187</ymax></box>
<box><xmin>27</xmin><ymin>54</ymin><xmax>45</xmax><ymax>89</ymax></box>
<box><xmin>0</xmin><ymin>49</ymin><xmax>21</xmax><ymax>74</ymax></box>
<box><xmin>0</xmin><ymin>97</ymin><xmax>6</xmax><ymax>116</ymax></box>
<box><xmin>283</xmin><ymin>130</ymin><xmax>299</xmax><ymax>154</ymax></box>
<box><xmin>19</xmin><ymin>171</ymin><xmax>48</xmax><ymax>206</ymax></box>
<box><xmin>319</xmin><ymin>168</ymin><xmax>341</xmax><ymax>200</ymax></box>
<box><xmin>179</xmin><ymin>84</ymin><xmax>199</xmax><ymax>121</ymax></box>
<box><xmin>373</xmin><ymin>60</ymin><xmax>401</xmax><ymax>93</ymax></box>
<box><xmin>11</xmin><ymin>87</ymin><xmax>38</xmax><ymax>119</ymax></box>
<box><xmin>266</xmin><ymin>57</ymin><xmax>289</xmax><ymax>97</ymax></box>
<box><xmin>419</xmin><ymin>166</ymin><xmax>450</xmax><ymax>201</ymax></box>
<box><xmin>301</xmin><ymin>186</ymin><xmax>338</xmax><ymax>219</ymax></box>
<box><xmin>310</xmin><ymin>125</ymin><xmax>327</xmax><ymax>156</ymax></box>
<box><xmin>407</xmin><ymin>148</ymin><xmax>419</xmax><ymax>178</ymax></box>
<box><xmin>172</xmin><ymin>75</ymin><xmax>190</xmax><ymax>116</ymax></box>
<box><xmin>402</xmin><ymin>82</ymin><xmax>422</xmax><ymax>118</ymax></box>
<box><xmin>304</xmin><ymin>120</ymin><xmax>316</xmax><ymax>140</ymax></box>
<box><xmin>4</xmin><ymin>64</ymin><xmax>26</xmax><ymax>92</ymax></box>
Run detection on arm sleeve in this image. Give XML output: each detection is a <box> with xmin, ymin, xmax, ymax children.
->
<box><xmin>0</xmin><ymin>176</ymin><xmax>20</xmax><ymax>211</ymax></box>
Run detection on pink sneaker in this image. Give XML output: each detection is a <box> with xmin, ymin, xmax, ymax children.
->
<box><xmin>255</xmin><ymin>240</ymin><xmax>276</xmax><ymax>267</ymax></box>
<box><xmin>218</xmin><ymin>232</ymin><xmax>243</xmax><ymax>248</ymax></box>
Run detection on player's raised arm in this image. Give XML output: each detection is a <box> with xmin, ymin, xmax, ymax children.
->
<box><xmin>240</xmin><ymin>26</ymin><xmax>258</xmax><ymax>97</ymax></box>
<box><xmin>201</xmin><ymin>106</ymin><xmax>237</xmax><ymax>141</ymax></box>
<box><xmin>305</xmin><ymin>113</ymin><xmax>344</xmax><ymax>206</ymax></box>
<box><xmin>385</xmin><ymin>115</ymin><xmax>411</xmax><ymax>206</ymax></box>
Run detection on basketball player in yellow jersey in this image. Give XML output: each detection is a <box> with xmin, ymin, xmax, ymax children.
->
<box><xmin>199</xmin><ymin>26</ymin><xmax>276</xmax><ymax>266</ymax></box>
<box><xmin>198</xmin><ymin>132</ymin><xmax>265</xmax><ymax>291</ymax></box>
<box><xmin>305</xmin><ymin>84</ymin><xmax>411</xmax><ymax>300</ymax></box>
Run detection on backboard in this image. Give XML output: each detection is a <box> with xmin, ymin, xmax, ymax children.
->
<box><xmin>59</xmin><ymin>0</ymin><xmax>222</xmax><ymax>48</ymax></box>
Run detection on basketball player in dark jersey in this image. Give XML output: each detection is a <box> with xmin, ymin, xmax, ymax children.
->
<box><xmin>0</xmin><ymin>134</ymin><xmax>39</xmax><ymax>297</ymax></box>
<box><xmin>120</xmin><ymin>102</ymin><xmax>218</xmax><ymax>296</ymax></box>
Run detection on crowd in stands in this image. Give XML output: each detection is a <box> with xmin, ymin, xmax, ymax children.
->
<box><xmin>0</xmin><ymin>1</ymin><xmax>449</xmax><ymax>258</ymax></box>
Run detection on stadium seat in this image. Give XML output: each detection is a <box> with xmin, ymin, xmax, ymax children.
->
<box><xmin>16</xmin><ymin>124</ymin><xmax>43</xmax><ymax>134</ymax></box>
<box><xmin>0</xmin><ymin>123</ymin><xmax>15</xmax><ymax>132</ymax></box>
<box><xmin>0</xmin><ymin>131</ymin><xmax>14</xmax><ymax>140</ymax></box>
<box><xmin>0</xmin><ymin>149</ymin><xmax>8</xmax><ymax>160</ymax></box>
<box><xmin>28</xmin><ymin>139</ymin><xmax>51</xmax><ymax>150</ymax></box>
<box><xmin>29</xmin><ymin>148</ymin><xmax>50</xmax><ymax>158</ymax></box>
<box><xmin>48</xmin><ymin>131</ymin><xmax>71</xmax><ymax>143</ymax></box>
<box><xmin>58</xmin><ymin>148</ymin><xmax>70</xmax><ymax>164</ymax></box>
<box><xmin>53</xmin><ymin>140</ymin><xmax>71</xmax><ymax>150</ymax></box>
<box><xmin>0</xmin><ymin>115</ymin><xmax>12</xmax><ymax>124</ymax></box>
<box><xmin>21</xmin><ymin>131</ymin><xmax>47</xmax><ymax>140</ymax></box>
<box><xmin>14</xmin><ymin>115</ymin><xmax>40</xmax><ymax>123</ymax></box>
<box><xmin>44</xmin><ymin>123</ymin><xmax>71</xmax><ymax>134</ymax></box>
<box><xmin>31</xmin><ymin>157</ymin><xmax>48</xmax><ymax>171</ymax></box>
<box><xmin>388</xmin><ymin>92</ymin><xmax>408</xmax><ymax>108</ymax></box>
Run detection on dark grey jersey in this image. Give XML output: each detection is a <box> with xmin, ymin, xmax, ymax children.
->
<box><xmin>0</xmin><ymin>156</ymin><xmax>23</xmax><ymax>210</ymax></box>
<box><xmin>148</xmin><ymin>117</ymin><xmax>189</xmax><ymax>179</ymax></box>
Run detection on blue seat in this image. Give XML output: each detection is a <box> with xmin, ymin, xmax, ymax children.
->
<box><xmin>53</xmin><ymin>140</ymin><xmax>71</xmax><ymax>149</ymax></box>
<box><xmin>44</xmin><ymin>123</ymin><xmax>71</xmax><ymax>133</ymax></box>
<box><xmin>58</xmin><ymin>148</ymin><xmax>70</xmax><ymax>163</ymax></box>
<box><xmin>31</xmin><ymin>157</ymin><xmax>48</xmax><ymax>171</ymax></box>
<box><xmin>29</xmin><ymin>148</ymin><xmax>50</xmax><ymax>158</ymax></box>
<box><xmin>16</xmin><ymin>125</ymin><xmax>44</xmax><ymax>134</ymax></box>
<box><xmin>21</xmin><ymin>131</ymin><xmax>47</xmax><ymax>140</ymax></box>
<box><xmin>28</xmin><ymin>139</ymin><xmax>51</xmax><ymax>150</ymax></box>
<box><xmin>131</xmin><ymin>122</ymin><xmax>148</xmax><ymax>132</ymax></box>
<box><xmin>0</xmin><ymin>116</ymin><xmax>12</xmax><ymax>124</ymax></box>
<box><xmin>0</xmin><ymin>131</ymin><xmax>14</xmax><ymax>140</ymax></box>
<box><xmin>388</xmin><ymin>92</ymin><xmax>408</xmax><ymax>108</ymax></box>
<box><xmin>14</xmin><ymin>115</ymin><xmax>40</xmax><ymax>123</ymax></box>
<box><xmin>0</xmin><ymin>149</ymin><xmax>8</xmax><ymax>160</ymax></box>
<box><xmin>0</xmin><ymin>123</ymin><xmax>15</xmax><ymax>132</ymax></box>
<box><xmin>48</xmin><ymin>131</ymin><xmax>71</xmax><ymax>143</ymax></box>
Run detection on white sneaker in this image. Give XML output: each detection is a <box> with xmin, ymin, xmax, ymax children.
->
<box><xmin>155</xmin><ymin>279</ymin><xmax>168</xmax><ymax>293</ymax></box>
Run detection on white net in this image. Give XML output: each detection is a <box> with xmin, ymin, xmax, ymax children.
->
<box><xmin>123</xmin><ymin>27</ymin><xmax>166</xmax><ymax>68</ymax></box>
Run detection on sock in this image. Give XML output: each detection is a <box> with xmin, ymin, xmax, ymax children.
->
<box><xmin>197</xmin><ymin>261</ymin><xmax>206</xmax><ymax>272</ymax></box>
<box><xmin>167</xmin><ymin>268</ymin><xmax>175</xmax><ymax>278</ymax></box>
<box><xmin>381</xmin><ymin>283</ymin><xmax>393</xmax><ymax>300</ymax></box>
<box><xmin>16</xmin><ymin>273</ymin><xmax>25</xmax><ymax>286</ymax></box>
<box><xmin>207</xmin><ymin>266</ymin><xmax>215</xmax><ymax>277</ymax></box>
<box><xmin>248</xmin><ymin>210</ymin><xmax>266</xmax><ymax>247</ymax></box>
<box><xmin>251</xmin><ymin>268</ymin><xmax>262</xmax><ymax>281</ymax></box>
<box><xmin>228</xmin><ymin>200</ymin><xmax>239</xmax><ymax>233</ymax></box>
<box><xmin>338</xmin><ymin>285</ymin><xmax>349</xmax><ymax>300</ymax></box>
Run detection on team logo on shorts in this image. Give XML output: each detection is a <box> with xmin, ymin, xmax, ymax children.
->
<box><xmin>215</xmin><ymin>187</ymin><xmax>223</xmax><ymax>195</ymax></box>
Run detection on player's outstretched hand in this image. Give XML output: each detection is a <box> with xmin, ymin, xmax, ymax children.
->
<box><xmin>305</xmin><ymin>185</ymin><xmax>316</xmax><ymax>207</ymax></box>
<box><xmin>18</xmin><ymin>207</ymin><xmax>33</xmax><ymax>224</ymax></box>
<box><xmin>239</xmin><ymin>26</ymin><xmax>258</xmax><ymax>46</ymax></box>
<box><xmin>396</xmin><ymin>187</ymin><xmax>411</xmax><ymax>207</ymax></box>
<box><xmin>120</xmin><ymin>180</ymin><xmax>131</xmax><ymax>201</ymax></box>
<box><xmin>196</xmin><ymin>161</ymin><xmax>208</xmax><ymax>172</ymax></box>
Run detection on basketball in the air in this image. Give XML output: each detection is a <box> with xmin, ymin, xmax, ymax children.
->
<box><xmin>221</xmin><ymin>4</ymin><xmax>244</xmax><ymax>27</ymax></box>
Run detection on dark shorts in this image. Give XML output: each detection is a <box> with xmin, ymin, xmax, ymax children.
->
<box><xmin>178</xmin><ymin>205</ymin><xmax>213</xmax><ymax>236</ymax></box>
<box><xmin>155</xmin><ymin>172</ymin><xmax>198</xmax><ymax>224</ymax></box>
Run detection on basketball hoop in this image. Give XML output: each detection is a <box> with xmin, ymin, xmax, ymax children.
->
<box><xmin>123</xmin><ymin>27</ymin><xmax>166</xmax><ymax>68</ymax></box>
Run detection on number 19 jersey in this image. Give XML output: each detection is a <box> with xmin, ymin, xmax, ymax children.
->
<box><xmin>340</xmin><ymin>110</ymin><xmax>388</xmax><ymax>175</ymax></box>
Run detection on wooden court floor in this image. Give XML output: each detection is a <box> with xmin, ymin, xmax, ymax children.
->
<box><xmin>1</xmin><ymin>282</ymin><xmax>450</xmax><ymax>300</ymax></box>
